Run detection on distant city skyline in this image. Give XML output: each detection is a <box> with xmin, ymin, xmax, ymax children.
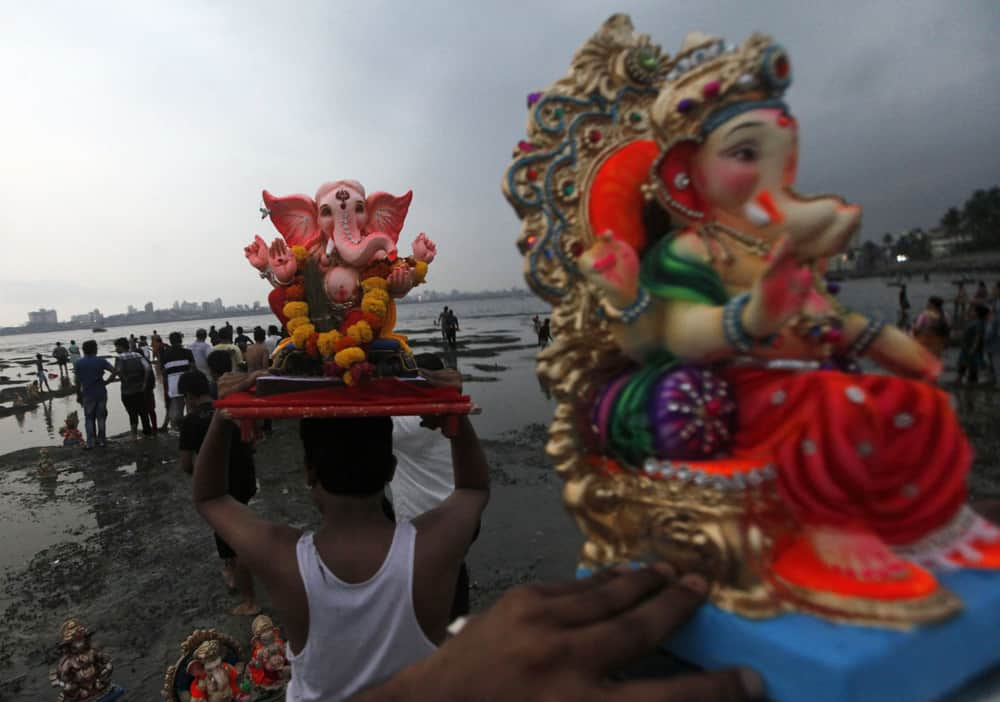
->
<box><xmin>11</xmin><ymin>285</ymin><xmax>530</xmax><ymax>331</ymax></box>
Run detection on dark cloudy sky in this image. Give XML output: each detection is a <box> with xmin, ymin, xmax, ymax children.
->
<box><xmin>1</xmin><ymin>0</ymin><xmax>997</xmax><ymax>325</ymax></box>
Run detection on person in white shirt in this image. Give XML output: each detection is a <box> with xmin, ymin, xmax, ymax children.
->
<box><xmin>389</xmin><ymin>354</ymin><xmax>475</xmax><ymax>617</ymax></box>
<box><xmin>188</xmin><ymin>328</ymin><xmax>213</xmax><ymax>377</ymax></box>
<box><xmin>193</xmin><ymin>369</ymin><xmax>488</xmax><ymax>702</ymax></box>
<box><xmin>264</xmin><ymin>324</ymin><xmax>282</xmax><ymax>355</ymax></box>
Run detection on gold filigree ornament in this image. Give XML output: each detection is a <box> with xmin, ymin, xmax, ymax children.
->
<box><xmin>502</xmin><ymin>15</ymin><xmax>960</xmax><ymax>626</ymax></box>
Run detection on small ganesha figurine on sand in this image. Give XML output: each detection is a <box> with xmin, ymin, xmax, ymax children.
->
<box><xmin>504</xmin><ymin>14</ymin><xmax>1000</xmax><ymax>626</ymax></box>
<box><xmin>247</xmin><ymin>615</ymin><xmax>290</xmax><ymax>692</ymax></box>
<box><xmin>186</xmin><ymin>639</ymin><xmax>247</xmax><ymax>702</ymax></box>
<box><xmin>245</xmin><ymin>180</ymin><xmax>436</xmax><ymax>384</ymax></box>
<box><xmin>50</xmin><ymin>618</ymin><xmax>122</xmax><ymax>702</ymax></box>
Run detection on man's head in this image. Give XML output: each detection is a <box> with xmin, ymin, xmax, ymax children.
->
<box><xmin>114</xmin><ymin>337</ymin><xmax>130</xmax><ymax>353</ymax></box>
<box><xmin>218</xmin><ymin>327</ymin><xmax>233</xmax><ymax>343</ymax></box>
<box><xmin>82</xmin><ymin>340</ymin><xmax>98</xmax><ymax>356</ymax></box>
<box><xmin>254</xmin><ymin>327</ymin><xmax>266</xmax><ymax>343</ymax></box>
<box><xmin>196</xmin><ymin>328</ymin><xmax>207</xmax><ymax>341</ymax></box>
<box><xmin>267</xmin><ymin>325</ymin><xmax>278</xmax><ymax>336</ymax></box>
<box><xmin>178</xmin><ymin>370</ymin><xmax>212</xmax><ymax>410</ymax></box>
<box><xmin>300</xmin><ymin>417</ymin><xmax>395</xmax><ymax>497</ymax></box>
<box><xmin>36</xmin><ymin>353</ymin><xmax>42</xmax><ymax>360</ymax></box>
<box><xmin>237</xmin><ymin>326</ymin><xmax>244</xmax><ymax>335</ymax></box>
<box><xmin>55</xmin><ymin>341</ymin><xmax>62</xmax><ymax>347</ymax></box>
<box><xmin>206</xmin><ymin>349</ymin><xmax>232</xmax><ymax>379</ymax></box>
<box><xmin>169</xmin><ymin>331</ymin><xmax>183</xmax><ymax>346</ymax></box>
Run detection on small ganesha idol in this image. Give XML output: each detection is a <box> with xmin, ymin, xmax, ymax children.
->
<box><xmin>503</xmin><ymin>14</ymin><xmax>1000</xmax><ymax>628</ymax></box>
<box><xmin>247</xmin><ymin>615</ymin><xmax>290</xmax><ymax>693</ymax></box>
<box><xmin>49</xmin><ymin>618</ymin><xmax>123</xmax><ymax>702</ymax></box>
<box><xmin>245</xmin><ymin>180</ymin><xmax>436</xmax><ymax>384</ymax></box>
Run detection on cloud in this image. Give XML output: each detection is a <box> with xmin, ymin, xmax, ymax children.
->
<box><xmin>0</xmin><ymin>0</ymin><xmax>998</xmax><ymax>325</ymax></box>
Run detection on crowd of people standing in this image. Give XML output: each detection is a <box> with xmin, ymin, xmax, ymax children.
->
<box><xmin>44</xmin><ymin>321</ymin><xmax>283</xmax><ymax>449</ymax></box>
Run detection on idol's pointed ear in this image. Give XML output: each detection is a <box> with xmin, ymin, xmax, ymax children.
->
<box><xmin>365</xmin><ymin>190</ymin><xmax>413</xmax><ymax>242</ymax></box>
<box><xmin>650</xmin><ymin>138</ymin><xmax>709</xmax><ymax>223</ymax></box>
<box><xmin>262</xmin><ymin>190</ymin><xmax>320</xmax><ymax>248</ymax></box>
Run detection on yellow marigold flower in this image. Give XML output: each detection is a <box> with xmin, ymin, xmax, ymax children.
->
<box><xmin>362</xmin><ymin>277</ymin><xmax>389</xmax><ymax>292</ymax></box>
<box><xmin>286</xmin><ymin>316</ymin><xmax>310</xmax><ymax>333</ymax></box>
<box><xmin>342</xmin><ymin>371</ymin><xmax>354</xmax><ymax>386</ymax></box>
<box><xmin>347</xmin><ymin>321</ymin><xmax>374</xmax><ymax>344</ymax></box>
<box><xmin>291</xmin><ymin>245</ymin><xmax>310</xmax><ymax>263</ymax></box>
<box><xmin>283</xmin><ymin>301</ymin><xmax>309</xmax><ymax>320</ymax></box>
<box><xmin>412</xmin><ymin>261</ymin><xmax>428</xmax><ymax>284</ymax></box>
<box><xmin>361</xmin><ymin>296</ymin><xmax>387</xmax><ymax>318</ymax></box>
<box><xmin>366</xmin><ymin>288</ymin><xmax>391</xmax><ymax>304</ymax></box>
<box><xmin>316</xmin><ymin>330</ymin><xmax>341</xmax><ymax>359</ymax></box>
<box><xmin>292</xmin><ymin>323</ymin><xmax>315</xmax><ymax>349</ymax></box>
<box><xmin>334</xmin><ymin>347</ymin><xmax>366</xmax><ymax>369</ymax></box>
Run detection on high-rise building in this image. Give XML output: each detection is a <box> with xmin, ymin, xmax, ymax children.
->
<box><xmin>27</xmin><ymin>308</ymin><xmax>58</xmax><ymax>325</ymax></box>
<box><xmin>144</xmin><ymin>302</ymin><xmax>154</xmax><ymax>313</ymax></box>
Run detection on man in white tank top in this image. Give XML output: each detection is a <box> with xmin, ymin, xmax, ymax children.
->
<box><xmin>192</xmin><ymin>369</ymin><xmax>489</xmax><ymax>702</ymax></box>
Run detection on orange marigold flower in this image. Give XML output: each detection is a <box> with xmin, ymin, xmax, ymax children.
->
<box><xmin>335</xmin><ymin>336</ymin><xmax>360</xmax><ymax>352</ymax></box>
<box><xmin>291</xmin><ymin>245</ymin><xmax>310</xmax><ymax>263</ymax></box>
<box><xmin>284</xmin><ymin>283</ymin><xmax>306</xmax><ymax>301</ymax></box>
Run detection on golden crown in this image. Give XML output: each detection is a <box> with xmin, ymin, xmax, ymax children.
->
<box><xmin>193</xmin><ymin>639</ymin><xmax>221</xmax><ymax>661</ymax></box>
<box><xmin>252</xmin><ymin>614</ymin><xmax>275</xmax><ymax>637</ymax></box>
<box><xmin>649</xmin><ymin>32</ymin><xmax>791</xmax><ymax>144</ymax></box>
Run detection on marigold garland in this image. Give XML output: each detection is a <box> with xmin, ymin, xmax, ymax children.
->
<box><xmin>316</xmin><ymin>330</ymin><xmax>341</xmax><ymax>358</ymax></box>
<box><xmin>286</xmin><ymin>316</ymin><xmax>311</xmax><ymax>334</ymax></box>
<box><xmin>334</xmin><ymin>347</ymin><xmax>366</xmax><ymax>369</ymax></box>
<box><xmin>347</xmin><ymin>321</ymin><xmax>374</xmax><ymax>344</ymax></box>
<box><xmin>362</xmin><ymin>277</ymin><xmax>388</xmax><ymax>292</ymax></box>
<box><xmin>283</xmin><ymin>301</ymin><xmax>309</xmax><ymax>320</ymax></box>
<box><xmin>291</xmin><ymin>245</ymin><xmax>310</xmax><ymax>264</ymax></box>
<box><xmin>292</xmin><ymin>323</ymin><xmax>316</xmax><ymax>349</ymax></box>
<box><xmin>412</xmin><ymin>261</ymin><xmax>428</xmax><ymax>285</ymax></box>
<box><xmin>284</xmin><ymin>283</ymin><xmax>306</xmax><ymax>302</ymax></box>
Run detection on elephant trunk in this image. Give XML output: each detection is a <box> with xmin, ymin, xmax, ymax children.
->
<box><xmin>331</xmin><ymin>212</ymin><xmax>394</xmax><ymax>266</ymax></box>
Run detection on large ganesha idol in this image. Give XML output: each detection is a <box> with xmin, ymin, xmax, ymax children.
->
<box><xmin>503</xmin><ymin>15</ymin><xmax>1000</xmax><ymax>627</ymax></box>
<box><xmin>245</xmin><ymin>180</ymin><xmax>436</xmax><ymax>383</ymax></box>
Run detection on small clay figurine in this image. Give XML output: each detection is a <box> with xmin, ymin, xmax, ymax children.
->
<box><xmin>247</xmin><ymin>615</ymin><xmax>291</xmax><ymax>690</ymax></box>
<box><xmin>59</xmin><ymin>411</ymin><xmax>84</xmax><ymax>447</ymax></box>
<box><xmin>49</xmin><ymin>618</ymin><xmax>123</xmax><ymax>702</ymax></box>
<box><xmin>186</xmin><ymin>639</ymin><xmax>247</xmax><ymax>702</ymax></box>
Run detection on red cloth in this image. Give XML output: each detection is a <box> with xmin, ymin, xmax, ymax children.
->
<box><xmin>722</xmin><ymin>367</ymin><xmax>969</xmax><ymax>545</ymax></box>
<box><xmin>215</xmin><ymin>378</ymin><xmax>475</xmax><ymax>418</ymax></box>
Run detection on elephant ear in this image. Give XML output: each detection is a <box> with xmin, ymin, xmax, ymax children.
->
<box><xmin>262</xmin><ymin>190</ymin><xmax>320</xmax><ymax>248</ymax></box>
<box><xmin>365</xmin><ymin>190</ymin><xmax>413</xmax><ymax>242</ymax></box>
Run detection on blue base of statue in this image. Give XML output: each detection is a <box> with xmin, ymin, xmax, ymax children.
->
<box><xmin>96</xmin><ymin>686</ymin><xmax>125</xmax><ymax>702</ymax></box>
<box><xmin>577</xmin><ymin>567</ymin><xmax>1000</xmax><ymax>701</ymax></box>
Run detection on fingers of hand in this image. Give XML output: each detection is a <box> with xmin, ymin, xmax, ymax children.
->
<box><xmin>546</xmin><ymin>565</ymin><xmax>674</xmax><ymax>627</ymax></box>
<box><xmin>610</xmin><ymin>669</ymin><xmax>761</xmax><ymax>702</ymax></box>
<box><xmin>574</xmin><ymin>573</ymin><xmax>710</xmax><ymax>672</ymax></box>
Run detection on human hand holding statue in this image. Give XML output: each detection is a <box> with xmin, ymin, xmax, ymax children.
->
<box><xmin>347</xmin><ymin>566</ymin><xmax>763</xmax><ymax>702</ymax></box>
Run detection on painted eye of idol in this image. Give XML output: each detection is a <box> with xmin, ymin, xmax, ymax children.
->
<box><xmin>319</xmin><ymin>204</ymin><xmax>332</xmax><ymax>217</ymax></box>
<box><xmin>355</xmin><ymin>201</ymin><xmax>364</xmax><ymax>214</ymax></box>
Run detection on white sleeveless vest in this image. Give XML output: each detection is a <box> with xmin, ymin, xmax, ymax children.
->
<box><xmin>285</xmin><ymin>521</ymin><xmax>437</xmax><ymax>702</ymax></box>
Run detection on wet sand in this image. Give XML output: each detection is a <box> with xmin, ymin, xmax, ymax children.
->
<box><xmin>0</xmin><ymin>421</ymin><xmax>580</xmax><ymax>699</ymax></box>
